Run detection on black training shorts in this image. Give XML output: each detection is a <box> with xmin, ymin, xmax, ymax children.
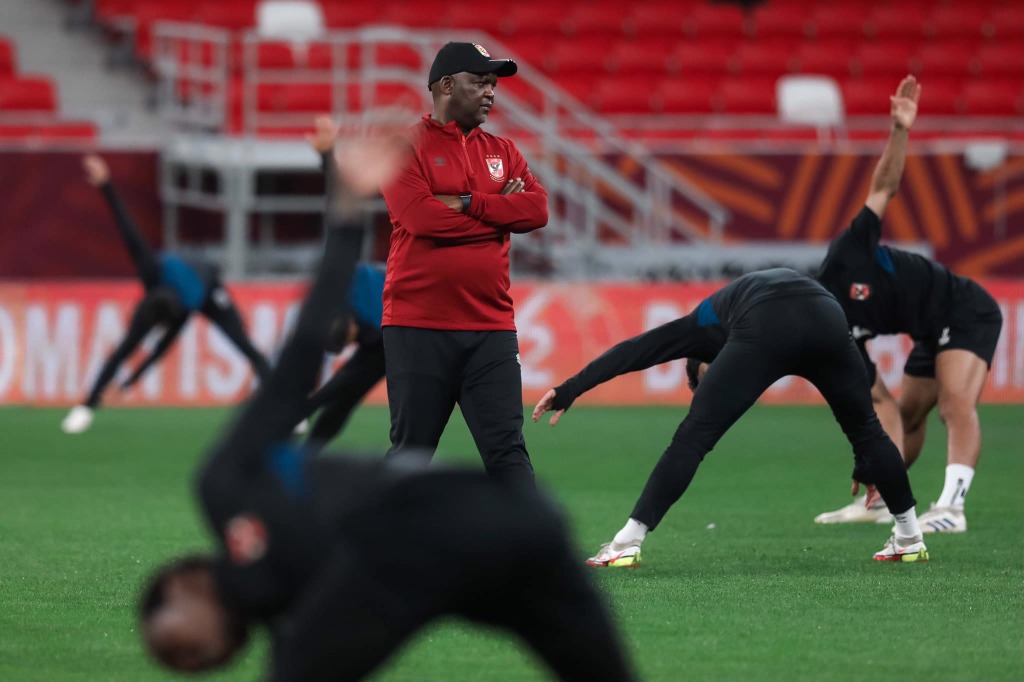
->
<box><xmin>904</xmin><ymin>280</ymin><xmax>1003</xmax><ymax>378</ymax></box>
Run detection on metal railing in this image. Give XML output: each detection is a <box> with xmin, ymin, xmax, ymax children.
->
<box><xmin>151</xmin><ymin>24</ymin><xmax>732</xmax><ymax>278</ymax></box>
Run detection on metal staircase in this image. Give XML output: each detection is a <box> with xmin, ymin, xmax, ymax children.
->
<box><xmin>151</xmin><ymin>24</ymin><xmax>732</xmax><ymax>278</ymax></box>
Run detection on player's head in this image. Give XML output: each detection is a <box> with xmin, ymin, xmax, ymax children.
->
<box><xmin>686</xmin><ymin>358</ymin><xmax>708</xmax><ymax>392</ymax></box>
<box><xmin>140</xmin><ymin>287</ymin><xmax>185</xmax><ymax>323</ymax></box>
<box><xmin>325</xmin><ymin>313</ymin><xmax>358</xmax><ymax>354</ymax></box>
<box><xmin>138</xmin><ymin>555</ymin><xmax>249</xmax><ymax>673</ymax></box>
<box><xmin>428</xmin><ymin>42</ymin><xmax>517</xmax><ymax>130</ymax></box>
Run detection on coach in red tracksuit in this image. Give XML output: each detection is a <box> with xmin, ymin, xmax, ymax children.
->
<box><xmin>380</xmin><ymin>42</ymin><xmax>548</xmax><ymax>484</ymax></box>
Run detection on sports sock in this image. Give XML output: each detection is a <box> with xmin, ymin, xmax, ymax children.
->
<box><xmin>613</xmin><ymin>518</ymin><xmax>648</xmax><ymax>546</ymax></box>
<box><xmin>892</xmin><ymin>508</ymin><xmax>922</xmax><ymax>541</ymax></box>
<box><xmin>936</xmin><ymin>464</ymin><xmax>974</xmax><ymax>508</ymax></box>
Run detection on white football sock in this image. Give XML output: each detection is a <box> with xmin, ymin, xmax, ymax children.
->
<box><xmin>613</xmin><ymin>518</ymin><xmax>648</xmax><ymax>547</ymax></box>
<box><xmin>892</xmin><ymin>508</ymin><xmax>922</xmax><ymax>540</ymax></box>
<box><xmin>937</xmin><ymin>464</ymin><xmax>974</xmax><ymax>508</ymax></box>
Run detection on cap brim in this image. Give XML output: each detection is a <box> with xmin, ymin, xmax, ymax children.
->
<box><xmin>483</xmin><ymin>59</ymin><xmax>517</xmax><ymax>78</ymax></box>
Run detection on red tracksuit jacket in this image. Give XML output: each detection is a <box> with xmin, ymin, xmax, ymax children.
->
<box><xmin>381</xmin><ymin>115</ymin><xmax>548</xmax><ymax>331</ymax></box>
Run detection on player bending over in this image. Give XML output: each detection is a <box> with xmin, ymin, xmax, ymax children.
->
<box><xmin>813</xmin><ymin>76</ymin><xmax>1002</xmax><ymax>533</ymax></box>
<box><xmin>534</xmin><ymin>268</ymin><xmax>928</xmax><ymax>566</ymax></box>
<box><xmin>298</xmin><ymin>261</ymin><xmax>386</xmax><ymax>453</ymax></box>
<box><xmin>137</xmin><ymin>118</ymin><xmax>635</xmax><ymax>682</ymax></box>
<box><xmin>61</xmin><ymin>155</ymin><xmax>271</xmax><ymax>434</ymax></box>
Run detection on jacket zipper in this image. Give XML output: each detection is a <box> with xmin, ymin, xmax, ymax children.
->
<box><xmin>461</xmin><ymin>132</ymin><xmax>475</xmax><ymax>179</ymax></box>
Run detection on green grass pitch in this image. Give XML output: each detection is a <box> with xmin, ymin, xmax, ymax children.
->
<box><xmin>1</xmin><ymin>404</ymin><xmax>1021</xmax><ymax>681</ymax></box>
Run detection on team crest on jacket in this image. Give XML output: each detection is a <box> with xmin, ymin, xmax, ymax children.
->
<box><xmin>849</xmin><ymin>283</ymin><xmax>871</xmax><ymax>301</ymax></box>
<box><xmin>485</xmin><ymin>155</ymin><xmax>505</xmax><ymax>181</ymax></box>
<box><xmin>225</xmin><ymin>514</ymin><xmax>267</xmax><ymax>565</ymax></box>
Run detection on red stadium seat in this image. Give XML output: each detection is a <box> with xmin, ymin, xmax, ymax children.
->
<box><xmin>505</xmin><ymin>36</ymin><xmax>549</xmax><ymax>72</ymax></box>
<box><xmin>865</xmin><ymin>3</ymin><xmax>930</xmax><ymax>40</ymax></box>
<box><xmin>684</xmin><ymin>3</ymin><xmax>749</xmax><ymax>39</ymax></box>
<box><xmin>257</xmin><ymin>82</ymin><xmax>331</xmax><ymax>112</ymax></box>
<box><xmin>842</xmin><ymin>77</ymin><xmax>901</xmax><ymax>115</ymax></box>
<box><xmin>732</xmin><ymin>40</ymin><xmax>798</xmax><ymax>76</ymax></box>
<box><xmin>812</xmin><ymin>3</ymin><xmax>868</xmax><ymax>40</ymax></box>
<box><xmin>793</xmin><ymin>40</ymin><xmax>855</xmax><ymax>79</ymax></box>
<box><xmin>853</xmin><ymin>42</ymin><xmax>916</xmax><ymax>80</ymax></box>
<box><xmin>499</xmin><ymin>4</ymin><xmax>565</xmax><ymax>37</ymax></box>
<box><xmin>446</xmin><ymin>3</ymin><xmax>505</xmax><ymax>35</ymax></box>
<box><xmin>653</xmin><ymin>77</ymin><xmax>716</xmax><ymax>114</ymax></box>
<box><xmin>926</xmin><ymin>5</ymin><xmax>990</xmax><ymax>40</ymax></box>
<box><xmin>668</xmin><ymin>41</ymin><xmax>736</xmax><ymax>76</ymax></box>
<box><xmin>717</xmin><ymin>77</ymin><xmax>777</xmax><ymax>113</ymax></box>
<box><xmin>589</xmin><ymin>75</ymin><xmax>658</xmax><ymax>113</ymax></box>
<box><xmin>623</xmin><ymin>1</ymin><xmax>691</xmax><ymax>38</ymax></box>
<box><xmin>195</xmin><ymin>2</ymin><xmax>255</xmax><ymax>30</ymax></box>
<box><xmin>561</xmin><ymin>3</ymin><xmax>626</xmax><ymax>38</ymax></box>
<box><xmin>961</xmin><ymin>81</ymin><xmax>1024</xmax><ymax>116</ymax></box>
<box><xmin>0</xmin><ymin>77</ymin><xmax>57</xmax><ymax>111</ymax></box>
<box><xmin>912</xmin><ymin>43</ymin><xmax>977</xmax><ymax>78</ymax></box>
<box><xmin>915</xmin><ymin>80</ymin><xmax>963</xmax><ymax>115</ymax></box>
<box><xmin>751</xmin><ymin>2</ymin><xmax>813</xmax><ymax>39</ymax></box>
<box><xmin>973</xmin><ymin>42</ymin><xmax>1024</xmax><ymax>78</ymax></box>
<box><xmin>987</xmin><ymin>4</ymin><xmax>1024</xmax><ymax>40</ymax></box>
<box><xmin>547</xmin><ymin>39</ymin><xmax>609</xmax><ymax>76</ymax></box>
<box><xmin>321</xmin><ymin>2</ymin><xmax>387</xmax><ymax>28</ymax></box>
<box><xmin>0</xmin><ymin>39</ymin><xmax>16</xmax><ymax>77</ymax></box>
<box><xmin>384</xmin><ymin>1</ymin><xmax>448</xmax><ymax>28</ymax></box>
<box><xmin>606</xmin><ymin>39</ymin><xmax>676</xmax><ymax>75</ymax></box>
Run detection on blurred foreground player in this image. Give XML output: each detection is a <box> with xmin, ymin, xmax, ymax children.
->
<box><xmin>61</xmin><ymin>155</ymin><xmax>271</xmax><ymax>434</ymax></box>
<box><xmin>300</xmin><ymin>261</ymin><xmax>386</xmax><ymax>453</ymax></box>
<box><xmin>813</xmin><ymin>76</ymin><xmax>1003</xmax><ymax>533</ymax></box>
<box><xmin>138</xmin><ymin>118</ymin><xmax>635</xmax><ymax>682</ymax></box>
<box><xmin>534</xmin><ymin>269</ymin><xmax>928</xmax><ymax>566</ymax></box>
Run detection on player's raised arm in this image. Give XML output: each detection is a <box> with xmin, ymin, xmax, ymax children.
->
<box><xmin>84</xmin><ymin>154</ymin><xmax>163</xmax><ymax>288</ymax></box>
<box><xmin>864</xmin><ymin>75</ymin><xmax>920</xmax><ymax>219</ymax></box>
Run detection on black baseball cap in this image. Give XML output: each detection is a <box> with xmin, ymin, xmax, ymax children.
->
<box><xmin>427</xmin><ymin>42</ymin><xmax>518</xmax><ymax>90</ymax></box>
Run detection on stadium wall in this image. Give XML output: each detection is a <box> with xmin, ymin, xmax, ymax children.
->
<box><xmin>1</xmin><ymin>150</ymin><xmax>1022</xmax><ymax>278</ymax></box>
<box><xmin>1</xmin><ymin>280</ymin><xmax>1022</xmax><ymax>406</ymax></box>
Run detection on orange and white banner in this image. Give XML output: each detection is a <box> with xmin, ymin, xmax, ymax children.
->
<box><xmin>1</xmin><ymin>280</ymin><xmax>1022</xmax><ymax>406</ymax></box>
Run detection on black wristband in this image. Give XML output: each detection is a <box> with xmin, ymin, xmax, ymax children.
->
<box><xmin>459</xmin><ymin>193</ymin><xmax>472</xmax><ymax>213</ymax></box>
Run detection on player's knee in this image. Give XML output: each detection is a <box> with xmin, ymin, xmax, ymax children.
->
<box><xmin>937</xmin><ymin>394</ymin><xmax>976</xmax><ymax>426</ymax></box>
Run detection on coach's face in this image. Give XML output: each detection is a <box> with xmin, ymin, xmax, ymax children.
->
<box><xmin>445</xmin><ymin>72</ymin><xmax>497</xmax><ymax>130</ymax></box>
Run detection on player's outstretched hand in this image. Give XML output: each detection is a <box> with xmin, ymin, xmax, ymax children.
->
<box><xmin>532</xmin><ymin>388</ymin><xmax>566</xmax><ymax>426</ymax></box>
<box><xmin>890</xmin><ymin>75</ymin><xmax>920</xmax><ymax>131</ymax></box>
<box><xmin>305</xmin><ymin>115</ymin><xmax>339</xmax><ymax>155</ymax></box>
<box><xmin>851</xmin><ymin>479</ymin><xmax>881</xmax><ymax>508</ymax></box>
<box><xmin>82</xmin><ymin>154</ymin><xmax>110</xmax><ymax>186</ymax></box>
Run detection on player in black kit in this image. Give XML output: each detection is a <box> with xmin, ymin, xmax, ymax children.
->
<box><xmin>61</xmin><ymin>155</ymin><xmax>272</xmax><ymax>434</ymax></box>
<box><xmin>812</xmin><ymin>76</ymin><xmax>1003</xmax><ymax>533</ymax></box>
<box><xmin>534</xmin><ymin>268</ymin><xmax>928</xmax><ymax>566</ymax></box>
<box><xmin>137</xmin><ymin>118</ymin><xmax>635</xmax><ymax>682</ymax></box>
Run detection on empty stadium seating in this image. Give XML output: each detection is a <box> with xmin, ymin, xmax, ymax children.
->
<box><xmin>83</xmin><ymin>0</ymin><xmax>1024</xmax><ymax>127</ymax></box>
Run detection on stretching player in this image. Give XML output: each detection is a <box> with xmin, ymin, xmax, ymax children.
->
<box><xmin>138</xmin><ymin>118</ymin><xmax>635</xmax><ymax>681</ymax></box>
<box><xmin>534</xmin><ymin>268</ymin><xmax>928</xmax><ymax>566</ymax></box>
<box><xmin>813</xmin><ymin>76</ymin><xmax>1003</xmax><ymax>533</ymax></box>
<box><xmin>301</xmin><ymin>262</ymin><xmax>386</xmax><ymax>452</ymax></box>
<box><xmin>61</xmin><ymin>155</ymin><xmax>271</xmax><ymax>434</ymax></box>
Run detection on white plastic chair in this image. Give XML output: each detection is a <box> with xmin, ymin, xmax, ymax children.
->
<box><xmin>776</xmin><ymin>75</ymin><xmax>845</xmax><ymax>141</ymax></box>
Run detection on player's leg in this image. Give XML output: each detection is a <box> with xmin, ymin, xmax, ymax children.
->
<box><xmin>305</xmin><ymin>342</ymin><xmax>386</xmax><ymax>452</ymax></box>
<box><xmin>814</xmin><ymin>369</ymin><xmax>902</xmax><ymax>524</ymax></box>
<box><xmin>900</xmin><ymin>342</ymin><xmax>939</xmax><ymax>469</ymax></box>
<box><xmin>799</xmin><ymin>302</ymin><xmax>926</xmax><ymax>561</ymax></box>
<box><xmin>589</xmin><ymin>337</ymin><xmax>783</xmax><ymax>567</ymax></box>
<box><xmin>458</xmin><ymin>331</ymin><xmax>534</xmax><ymax>486</ymax></box>
<box><xmin>63</xmin><ymin>301</ymin><xmax>154</xmax><ymax>433</ymax></box>
<box><xmin>383</xmin><ymin>326</ymin><xmax>458</xmax><ymax>460</ymax></box>
<box><xmin>201</xmin><ymin>287</ymin><xmax>272</xmax><ymax>384</ymax></box>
